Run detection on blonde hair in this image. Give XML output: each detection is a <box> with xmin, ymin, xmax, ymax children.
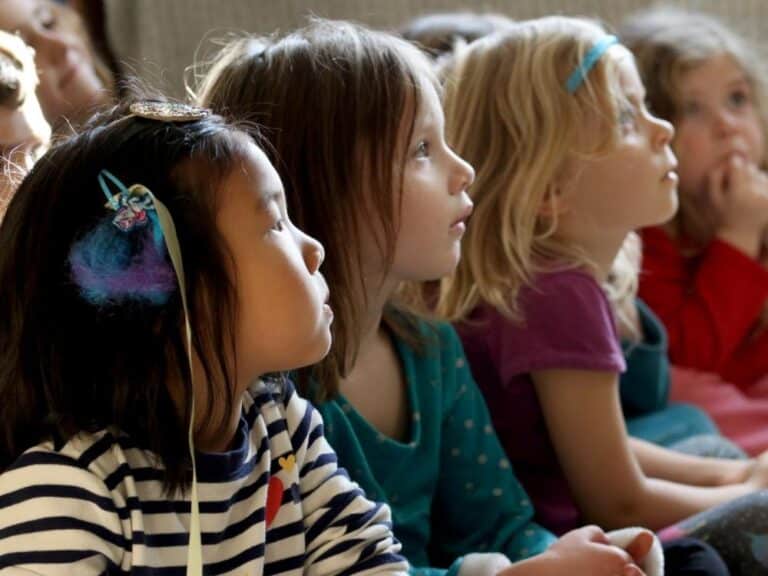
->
<box><xmin>438</xmin><ymin>16</ymin><xmax>640</xmax><ymax>337</ymax></box>
<box><xmin>621</xmin><ymin>7</ymin><xmax>768</xmax><ymax>247</ymax></box>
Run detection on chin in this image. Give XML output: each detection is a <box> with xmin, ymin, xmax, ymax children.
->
<box><xmin>307</xmin><ymin>332</ymin><xmax>333</xmax><ymax>366</ymax></box>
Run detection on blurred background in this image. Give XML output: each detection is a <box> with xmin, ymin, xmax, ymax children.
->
<box><xmin>69</xmin><ymin>0</ymin><xmax>768</xmax><ymax>99</ymax></box>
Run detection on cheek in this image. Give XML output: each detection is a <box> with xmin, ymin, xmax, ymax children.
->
<box><xmin>748</xmin><ymin>122</ymin><xmax>766</xmax><ymax>162</ymax></box>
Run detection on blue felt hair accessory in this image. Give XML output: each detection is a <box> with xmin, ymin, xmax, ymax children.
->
<box><xmin>565</xmin><ymin>35</ymin><xmax>619</xmax><ymax>94</ymax></box>
<box><xmin>68</xmin><ymin>169</ymin><xmax>175</xmax><ymax>305</ymax></box>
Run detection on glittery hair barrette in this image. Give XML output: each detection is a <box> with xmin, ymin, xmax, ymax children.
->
<box><xmin>128</xmin><ymin>100</ymin><xmax>211</xmax><ymax>123</ymax></box>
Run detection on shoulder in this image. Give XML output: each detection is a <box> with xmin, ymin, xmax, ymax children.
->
<box><xmin>490</xmin><ymin>269</ymin><xmax>624</xmax><ymax>374</ymax></box>
<box><xmin>0</xmin><ymin>434</ymin><xmax>127</xmax><ymax>564</ymax></box>
<box><xmin>2</xmin><ymin>430</ymin><xmax>140</xmax><ymax>494</ymax></box>
<box><xmin>495</xmin><ymin>268</ymin><xmax>616</xmax><ymax>338</ymax></box>
<box><xmin>397</xmin><ymin>317</ymin><xmax>467</xmax><ymax>368</ymax></box>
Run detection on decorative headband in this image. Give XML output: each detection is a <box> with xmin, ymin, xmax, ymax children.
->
<box><xmin>68</xmin><ymin>100</ymin><xmax>209</xmax><ymax>576</ymax></box>
<box><xmin>565</xmin><ymin>35</ymin><xmax>619</xmax><ymax>94</ymax></box>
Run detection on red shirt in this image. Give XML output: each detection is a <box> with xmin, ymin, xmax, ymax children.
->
<box><xmin>639</xmin><ymin>226</ymin><xmax>768</xmax><ymax>387</ymax></box>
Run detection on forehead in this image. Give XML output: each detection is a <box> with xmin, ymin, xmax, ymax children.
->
<box><xmin>677</xmin><ymin>54</ymin><xmax>747</xmax><ymax>91</ymax></box>
<box><xmin>611</xmin><ymin>45</ymin><xmax>643</xmax><ymax>95</ymax></box>
<box><xmin>0</xmin><ymin>0</ymin><xmax>45</xmax><ymax>31</ymax></box>
<box><xmin>413</xmin><ymin>79</ymin><xmax>442</xmax><ymax>127</ymax></box>
<box><xmin>228</xmin><ymin>140</ymin><xmax>284</xmax><ymax>204</ymax></box>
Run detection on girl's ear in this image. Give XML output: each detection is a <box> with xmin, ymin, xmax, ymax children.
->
<box><xmin>538</xmin><ymin>185</ymin><xmax>564</xmax><ymax>218</ymax></box>
<box><xmin>539</xmin><ymin>157</ymin><xmax>578</xmax><ymax>218</ymax></box>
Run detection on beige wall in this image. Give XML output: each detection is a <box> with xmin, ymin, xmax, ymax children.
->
<box><xmin>106</xmin><ymin>0</ymin><xmax>768</xmax><ymax>98</ymax></box>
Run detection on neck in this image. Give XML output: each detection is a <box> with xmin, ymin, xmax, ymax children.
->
<box><xmin>344</xmin><ymin>269</ymin><xmax>399</xmax><ymax>380</ymax></box>
<box><xmin>194</xmin><ymin>395</ymin><xmax>244</xmax><ymax>453</ymax></box>
<box><xmin>169</xmin><ymin>356</ymin><xmax>246</xmax><ymax>454</ymax></box>
<box><xmin>557</xmin><ymin>226</ymin><xmax>627</xmax><ymax>282</ymax></box>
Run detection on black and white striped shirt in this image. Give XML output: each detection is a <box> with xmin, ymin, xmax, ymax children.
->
<box><xmin>0</xmin><ymin>380</ymin><xmax>406</xmax><ymax>575</ymax></box>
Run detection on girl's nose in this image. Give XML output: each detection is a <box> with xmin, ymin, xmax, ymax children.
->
<box><xmin>302</xmin><ymin>232</ymin><xmax>325</xmax><ymax>274</ymax></box>
<box><xmin>650</xmin><ymin>113</ymin><xmax>674</xmax><ymax>149</ymax></box>
<box><xmin>28</xmin><ymin>29</ymin><xmax>71</xmax><ymax>74</ymax></box>
<box><xmin>713</xmin><ymin>108</ymin><xmax>739</xmax><ymax>138</ymax></box>
<box><xmin>450</xmin><ymin>150</ymin><xmax>475</xmax><ymax>195</ymax></box>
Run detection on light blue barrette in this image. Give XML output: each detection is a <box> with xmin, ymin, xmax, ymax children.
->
<box><xmin>565</xmin><ymin>35</ymin><xmax>619</xmax><ymax>94</ymax></box>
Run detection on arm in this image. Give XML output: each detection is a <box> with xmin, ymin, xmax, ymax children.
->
<box><xmin>0</xmin><ymin>451</ymin><xmax>124</xmax><ymax>575</ymax></box>
<box><xmin>629</xmin><ymin>437</ymin><xmax>752</xmax><ymax>486</ymax></box>
<box><xmin>284</xmin><ymin>387</ymin><xmax>408</xmax><ymax>575</ymax></box>
<box><xmin>639</xmin><ymin>227</ymin><xmax>768</xmax><ymax>373</ymax></box>
<box><xmin>533</xmin><ymin>368</ymin><xmax>758</xmax><ymax>530</ymax></box>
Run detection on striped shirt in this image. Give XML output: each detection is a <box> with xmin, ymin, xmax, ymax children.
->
<box><xmin>0</xmin><ymin>380</ymin><xmax>407</xmax><ymax>575</ymax></box>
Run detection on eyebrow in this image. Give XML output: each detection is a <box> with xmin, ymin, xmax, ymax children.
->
<box><xmin>682</xmin><ymin>75</ymin><xmax>750</xmax><ymax>97</ymax></box>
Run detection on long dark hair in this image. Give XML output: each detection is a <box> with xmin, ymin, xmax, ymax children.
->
<box><xmin>198</xmin><ymin>19</ymin><xmax>435</xmax><ymax>400</ymax></box>
<box><xmin>0</xmin><ymin>100</ymin><xmax>249</xmax><ymax>491</ymax></box>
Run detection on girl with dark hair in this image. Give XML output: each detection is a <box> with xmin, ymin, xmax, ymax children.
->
<box><xmin>0</xmin><ymin>98</ymin><xmax>406</xmax><ymax>575</ymax></box>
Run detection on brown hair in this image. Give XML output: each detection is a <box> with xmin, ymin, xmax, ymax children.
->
<box><xmin>196</xmin><ymin>19</ymin><xmax>437</xmax><ymax>400</ymax></box>
<box><xmin>620</xmin><ymin>6</ymin><xmax>768</xmax><ymax>245</ymax></box>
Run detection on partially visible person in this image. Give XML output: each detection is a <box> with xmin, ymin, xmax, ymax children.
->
<box><xmin>0</xmin><ymin>0</ymin><xmax>113</xmax><ymax>130</ymax></box>
<box><xmin>400</xmin><ymin>11</ymin><xmax>514</xmax><ymax>59</ymax></box>
<box><xmin>0</xmin><ymin>29</ymin><xmax>49</xmax><ymax>209</ymax></box>
<box><xmin>621</xmin><ymin>7</ymin><xmax>768</xmax><ymax>455</ymax></box>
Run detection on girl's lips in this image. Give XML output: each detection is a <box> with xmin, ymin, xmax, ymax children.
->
<box><xmin>662</xmin><ymin>170</ymin><xmax>678</xmax><ymax>183</ymax></box>
<box><xmin>451</xmin><ymin>204</ymin><xmax>474</xmax><ymax>228</ymax></box>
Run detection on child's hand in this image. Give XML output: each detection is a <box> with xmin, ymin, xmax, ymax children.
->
<box><xmin>709</xmin><ymin>155</ymin><xmax>768</xmax><ymax>259</ymax></box>
<box><xmin>539</xmin><ymin>525</ymin><xmax>647</xmax><ymax>576</ymax></box>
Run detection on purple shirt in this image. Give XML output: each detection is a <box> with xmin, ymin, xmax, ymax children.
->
<box><xmin>457</xmin><ymin>268</ymin><xmax>625</xmax><ymax>535</ymax></box>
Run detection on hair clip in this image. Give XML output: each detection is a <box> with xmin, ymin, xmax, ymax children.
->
<box><xmin>129</xmin><ymin>101</ymin><xmax>211</xmax><ymax>123</ymax></box>
<box><xmin>565</xmin><ymin>35</ymin><xmax>619</xmax><ymax>94</ymax></box>
<box><xmin>98</xmin><ymin>169</ymin><xmax>155</xmax><ymax>232</ymax></box>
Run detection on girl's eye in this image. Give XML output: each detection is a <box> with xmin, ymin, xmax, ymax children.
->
<box><xmin>415</xmin><ymin>140</ymin><xmax>430</xmax><ymax>158</ymax></box>
<box><xmin>728</xmin><ymin>89</ymin><xmax>750</xmax><ymax>109</ymax></box>
<box><xmin>271</xmin><ymin>218</ymin><xmax>286</xmax><ymax>232</ymax></box>
<box><xmin>618</xmin><ymin>106</ymin><xmax>637</xmax><ymax>129</ymax></box>
<box><xmin>38</xmin><ymin>9</ymin><xmax>56</xmax><ymax>30</ymax></box>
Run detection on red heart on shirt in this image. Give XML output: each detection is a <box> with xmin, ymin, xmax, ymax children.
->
<box><xmin>265</xmin><ymin>476</ymin><xmax>284</xmax><ymax>528</ymax></box>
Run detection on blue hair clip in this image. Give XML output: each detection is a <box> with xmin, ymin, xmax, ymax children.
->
<box><xmin>98</xmin><ymin>169</ymin><xmax>156</xmax><ymax>233</ymax></box>
<box><xmin>565</xmin><ymin>35</ymin><xmax>619</xmax><ymax>94</ymax></box>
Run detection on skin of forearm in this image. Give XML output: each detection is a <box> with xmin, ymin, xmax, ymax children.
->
<box><xmin>629</xmin><ymin>437</ymin><xmax>752</xmax><ymax>486</ymax></box>
<box><xmin>582</xmin><ymin>476</ymin><xmax>754</xmax><ymax>531</ymax></box>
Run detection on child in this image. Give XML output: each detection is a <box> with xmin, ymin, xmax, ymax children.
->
<box><xmin>399</xmin><ymin>11</ymin><xmax>514</xmax><ymax>63</ymax></box>
<box><xmin>0</xmin><ymin>99</ymin><xmax>406</xmax><ymax>574</ymax></box>
<box><xmin>620</xmin><ymin>7</ymin><xmax>768</xmax><ymax>454</ymax></box>
<box><xmin>0</xmin><ymin>0</ymin><xmax>114</xmax><ymax>129</ymax></box>
<box><xmin>196</xmin><ymin>18</ymin><xmax>719</xmax><ymax>576</ymax></box>
<box><xmin>440</xmin><ymin>15</ymin><xmax>768</xmax><ymax>572</ymax></box>
<box><xmin>0</xmin><ymin>30</ymin><xmax>50</xmax><ymax>207</ymax></box>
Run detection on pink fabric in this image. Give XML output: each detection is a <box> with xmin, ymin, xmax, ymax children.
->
<box><xmin>670</xmin><ymin>365</ymin><xmax>768</xmax><ymax>455</ymax></box>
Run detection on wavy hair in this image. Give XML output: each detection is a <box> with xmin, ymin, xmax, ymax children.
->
<box><xmin>438</xmin><ymin>16</ymin><xmax>641</xmax><ymax>337</ymax></box>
